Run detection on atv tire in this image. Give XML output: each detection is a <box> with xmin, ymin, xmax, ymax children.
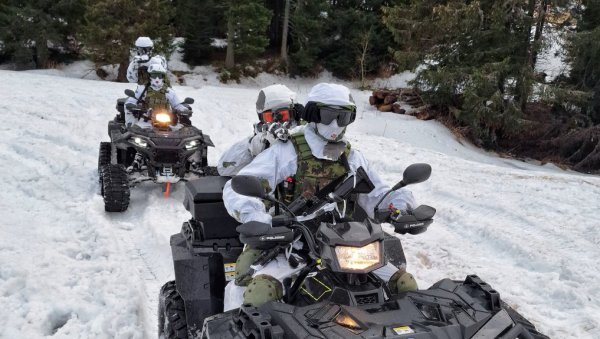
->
<box><xmin>100</xmin><ymin>164</ymin><xmax>130</xmax><ymax>212</ymax></box>
<box><xmin>98</xmin><ymin>142</ymin><xmax>111</xmax><ymax>174</ymax></box>
<box><xmin>158</xmin><ymin>281</ymin><xmax>189</xmax><ymax>339</ymax></box>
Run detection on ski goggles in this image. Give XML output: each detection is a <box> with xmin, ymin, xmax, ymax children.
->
<box><xmin>260</xmin><ymin>107</ymin><xmax>292</xmax><ymax>123</ymax></box>
<box><xmin>149</xmin><ymin>72</ymin><xmax>164</xmax><ymax>79</ymax></box>
<box><xmin>317</xmin><ymin>105</ymin><xmax>356</xmax><ymax>127</ymax></box>
<box><xmin>137</xmin><ymin>47</ymin><xmax>153</xmax><ymax>55</ymax></box>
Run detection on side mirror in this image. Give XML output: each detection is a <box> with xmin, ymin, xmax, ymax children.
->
<box><xmin>231</xmin><ymin>175</ymin><xmax>269</xmax><ymax>200</ymax></box>
<box><xmin>183</xmin><ymin>97</ymin><xmax>194</xmax><ymax>105</ymax></box>
<box><xmin>124</xmin><ymin>89</ymin><xmax>136</xmax><ymax>98</ymax></box>
<box><xmin>391</xmin><ymin>163</ymin><xmax>432</xmax><ymax>190</ymax></box>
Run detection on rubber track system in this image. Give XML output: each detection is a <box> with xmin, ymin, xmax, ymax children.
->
<box><xmin>158</xmin><ymin>281</ymin><xmax>189</xmax><ymax>339</ymax></box>
<box><xmin>98</xmin><ymin>142</ymin><xmax>111</xmax><ymax>174</ymax></box>
<box><xmin>101</xmin><ymin>164</ymin><xmax>130</xmax><ymax>212</ymax></box>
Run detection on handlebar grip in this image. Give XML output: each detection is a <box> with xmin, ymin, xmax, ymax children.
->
<box><xmin>272</xmin><ymin>215</ymin><xmax>295</xmax><ymax>227</ymax></box>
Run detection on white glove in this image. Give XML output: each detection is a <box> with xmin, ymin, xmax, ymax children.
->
<box><xmin>265</xmin><ymin>122</ymin><xmax>290</xmax><ymax>144</ymax></box>
<box><xmin>239</xmin><ymin>211</ymin><xmax>272</xmax><ymax>225</ymax></box>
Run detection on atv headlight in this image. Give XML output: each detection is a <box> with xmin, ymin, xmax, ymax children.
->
<box><xmin>334</xmin><ymin>242</ymin><xmax>381</xmax><ymax>272</ymax></box>
<box><xmin>132</xmin><ymin>137</ymin><xmax>148</xmax><ymax>148</ymax></box>
<box><xmin>155</xmin><ymin>112</ymin><xmax>171</xmax><ymax>124</ymax></box>
<box><xmin>185</xmin><ymin>139</ymin><xmax>200</xmax><ymax>150</ymax></box>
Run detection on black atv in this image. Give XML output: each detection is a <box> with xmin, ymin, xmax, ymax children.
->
<box><xmin>157</xmin><ymin>165</ymin><xmax>549</xmax><ymax>339</ymax></box>
<box><xmin>98</xmin><ymin>89</ymin><xmax>216</xmax><ymax>212</ymax></box>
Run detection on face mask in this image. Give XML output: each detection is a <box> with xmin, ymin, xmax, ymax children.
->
<box><xmin>150</xmin><ymin>77</ymin><xmax>164</xmax><ymax>90</ymax></box>
<box><xmin>316</xmin><ymin>121</ymin><xmax>346</xmax><ymax>141</ymax></box>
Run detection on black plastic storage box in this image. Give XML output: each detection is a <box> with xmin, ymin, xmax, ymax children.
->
<box><xmin>183</xmin><ymin>176</ymin><xmax>240</xmax><ymax>240</ymax></box>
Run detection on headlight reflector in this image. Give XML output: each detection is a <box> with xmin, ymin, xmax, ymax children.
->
<box><xmin>334</xmin><ymin>242</ymin><xmax>381</xmax><ymax>272</ymax></box>
<box><xmin>185</xmin><ymin>139</ymin><xmax>200</xmax><ymax>150</ymax></box>
<box><xmin>132</xmin><ymin>137</ymin><xmax>148</xmax><ymax>147</ymax></box>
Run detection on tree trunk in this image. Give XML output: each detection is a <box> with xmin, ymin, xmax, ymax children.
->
<box><xmin>530</xmin><ymin>0</ymin><xmax>548</xmax><ymax>68</ymax></box>
<box><xmin>225</xmin><ymin>15</ymin><xmax>235</xmax><ymax>69</ymax></box>
<box><xmin>280</xmin><ymin>0</ymin><xmax>290</xmax><ymax>63</ymax></box>
<box><xmin>117</xmin><ymin>60</ymin><xmax>129</xmax><ymax>82</ymax></box>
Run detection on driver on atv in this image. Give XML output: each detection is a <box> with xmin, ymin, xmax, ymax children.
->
<box><xmin>222</xmin><ymin>83</ymin><xmax>418</xmax><ymax>310</ymax></box>
<box><xmin>124</xmin><ymin>63</ymin><xmax>190</xmax><ymax>130</ymax></box>
<box><xmin>218</xmin><ymin>84</ymin><xmax>302</xmax><ymax>176</ymax></box>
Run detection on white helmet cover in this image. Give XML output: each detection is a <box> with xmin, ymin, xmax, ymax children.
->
<box><xmin>256</xmin><ymin>84</ymin><xmax>297</xmax><ymax>113</ymax></box>
<box><xmin>135</xmin><ymin>36</ymin><xmax>154</xmax><ymax>48</ymax></box>
<box><xmin>147</xmin><ymin>62</ymin><xmax>166</xmax><ymax>75</ymax></box>
<box><xmin>306</xmin><ymin>83</ymin><xmax>355</xmax><ymax>107</ymax></box>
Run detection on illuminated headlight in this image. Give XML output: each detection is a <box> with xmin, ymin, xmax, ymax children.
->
<box><xmin>185</xmin><ymin>139</ymin><xmax>200</xmax><ymax>150</ymax></box>
<box><xmin>155</xmin><ymin>112</ymin><xmax>171</xmax><ymax>124</ymax></box>
<box><xmin>334</xmin><ymin>242</ymin><xmax>382</xmax><ymax>272</ymax></box>
<box><xmin>132</xmin><ymin>137</ymin><xmax>148</xmax><ymax>147</ymax></box>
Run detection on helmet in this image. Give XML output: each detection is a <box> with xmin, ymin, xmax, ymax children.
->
<box><xmin>135</xmin><ymin>37</ymin><xmax>154</xmax><ymax>56</ymax></box>
<box><xmin>147</xmin><ymin>63</ymin><xmax>166</xmax><ymax>76</ymax></box>
<box><xmin>302</xmin><ymin>83</ymin><xmax>356</xmax><ymax>127</ymax></box>
<box><xmin>147</xmin><ymin>63</ymin><xmax>167</xmax><ymax>90</ymax></box>
<box><xmin>256</xmin><ymin>84</ymin><xmax>297</xmax><ymax>123</ymax></box>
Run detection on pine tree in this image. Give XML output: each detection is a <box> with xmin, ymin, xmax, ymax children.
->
<box><xmin>288</xmin><ymin>0</ymin><xmax>329</xmax><ymax>75</ymax></box>
<box><xmin>79</xmin><ymin>0</ymin><xmax>174</xmax><ymax>82</ymax></box>
<box><xmin>176</xmin><ymin>0</ymin><xmax>224</xmax><ymax>65</ymax></box>
<box><xmin>224</xmin><ymin>0</ymin><xmax>272</xmax><ymax>68</ymax></box>
<box><xmin>568</xmin><ymin>0</ymin><xmax>600</xmax><ymax>123</ymax></box>
<box><xmin>384</xmin><ymin>0</ymin><xmax>536</xmax><ymax>147</ymax></box>
<box><xmin>0</xmin><ymin>0</ymin><xmax>85</xmax><ymax>69</ymax></box>
<box><xmin>321</xmin><ymin>0</ymin><xmax>399</xmax><ymax>80</ymax></box>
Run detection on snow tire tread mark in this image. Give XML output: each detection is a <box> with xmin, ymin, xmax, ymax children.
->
<box><xmin>159</xmin><ymin>281</ymin><xmax>189</xmax><ymax>339</ymax></box>
<box><xmin>101</xmin><ymin>164</ymin><xmax>130</xmax><ymax>212</ymax></box>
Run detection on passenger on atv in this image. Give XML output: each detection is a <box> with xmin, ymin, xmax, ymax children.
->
<box><xmin>218</xmin><ymin>84</ymin><xmax>304</xmax><ymax>176</ymax></box>
<box><xmin>222</xmin><ymin>83</ymin><xmax>419</xmax><ymax>310</ymax></box>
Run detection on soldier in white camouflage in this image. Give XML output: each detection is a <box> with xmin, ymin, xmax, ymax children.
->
<box><xmin>217</xmin><ymin>84</ymin><xmax>302</xmax><ymax>176</ymax></box>
<box><xmin>222</xmin><ymin>83</ymin><xmax>419</xmax><ymax>310</ymax></box>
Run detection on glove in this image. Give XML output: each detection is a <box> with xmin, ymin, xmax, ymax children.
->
<box><xmin>265</xmin><ymin>122</ymin><xmax>291</xmax><ymax>144</ymax></box>
<box><xmin>177</xmin><ymin>107</ymin><xmax>192</xmax><ymax>117</ymax></box>
<box><xmin>134</xmin><ymin>54</ymin><xmax>150</xmax><ymax>63</ymax></box>
<box><xmin>239</xmin><ymin>211</ymin><xmax>272</xmax><ymax>225</ymax></box>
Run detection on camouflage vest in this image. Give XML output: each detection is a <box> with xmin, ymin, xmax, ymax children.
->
<box><xmin>278</xmin><ymin>132</ymin><xmax>351</xmax><ymax>210</ymax></box>
<box><xmin>144</xmin><ymin>86</ymin><xmax>170</xmax><ymax>111</ymax></box>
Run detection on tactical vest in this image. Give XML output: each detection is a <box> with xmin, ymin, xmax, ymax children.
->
<box><xmin>278</xmin><ymin>132</ymin><xmax>352</xmax><ymax>215</ymax></box>
<box><xmin>144</xmin><ymin>86</ymin><xmax>170</xmax><ymax>111</ymax></box>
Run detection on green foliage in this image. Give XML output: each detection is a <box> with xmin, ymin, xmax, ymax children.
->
<box><xmin>0</xmin><ymin>0</ymin><xmax>85</xmax><ymax>69</ymax></box>
<box><xmin>79</xmin><ymin>0</ymin><xmax>174</xmax><ymax>75</ymax></box>
<box><xmin>321</xmin><ymin>1</ymin><xmax>399</xmax><ymax>79</ymax></box>
<box><xmin>289</xmin><ymin>0</ymin><xmax>329</xmax><ymax>76</ymax></box>
<box><xmin>176</xmin><ymin>0</ymin><xmax>224</xmax><ymax>65</ymax></box>
<box><xmin>227</xmin><ymin>0</ymin><xmax>272</xmax><ymax>62</ymax></box>
<box><xmin>567</xmin><ymin>2</ymin><xmax>600</xmax><ymax>124</ymax></box>
<box><xmin>384</xmin><ymin>0</ymin><xmax>536</xmax><ymax>147</ymax></box>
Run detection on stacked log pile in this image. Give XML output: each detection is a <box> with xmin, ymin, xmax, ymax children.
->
<box><xmin>369</xmin><ymin>88</ymin><xmax>424</xmax><ymax>114</ymax></box>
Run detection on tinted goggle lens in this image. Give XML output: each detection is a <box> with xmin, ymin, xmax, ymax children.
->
<box><xmin>262</xmin><ymin>108</ymin><xmax>290</xmax><ymax>123</ymax></box>
<box><xmin>319</xmin><ymin>106</ymin><xmax>355</xmax><ymax>127</ymax></box>
<box><xmin>149</xmin><ymin>73</ymin><xmax>163</xmax><ymax>79</ymax></box>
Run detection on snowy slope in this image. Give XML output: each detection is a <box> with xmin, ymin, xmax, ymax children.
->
<box><xmin>0</xmin><ymin>70</ymin><xmax>599</xmax><ymax>338</ymax></box>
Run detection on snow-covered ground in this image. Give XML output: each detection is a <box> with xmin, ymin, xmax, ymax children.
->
<box><xmin>0</xmin><ymin>70</ymin><xmax>599</xmax><ymax>338</ymax></box>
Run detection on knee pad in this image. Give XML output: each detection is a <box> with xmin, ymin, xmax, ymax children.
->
<box><xmin>235</xmin><ymin>248</ymin><xmax>262</xmax><ymax>286</ymax></box>
<box><xmin>243</xmin><ymin>274</ymin><xmax>283</xmax><ymax>307</ymax></box>
<box><xmin>388</xmin><ymin>269</ymin><xmax>418</xmax><ymax>293</ymax></box>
